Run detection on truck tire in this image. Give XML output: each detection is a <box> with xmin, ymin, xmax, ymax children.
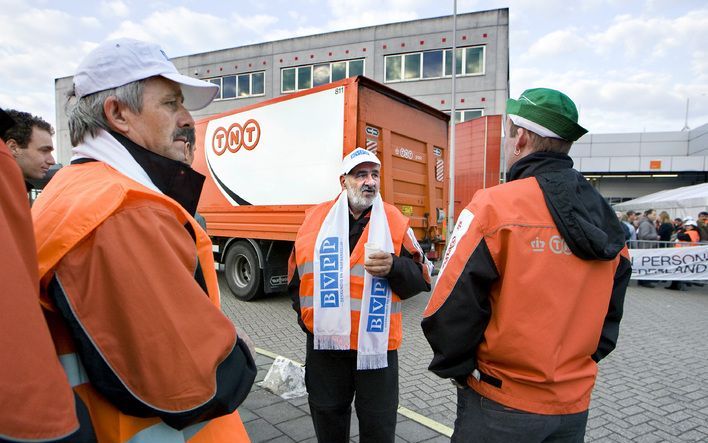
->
<box><xmin>224</xmin><ymin>241</ymin><xmax>263</xmax><ymax>301</ymax></box>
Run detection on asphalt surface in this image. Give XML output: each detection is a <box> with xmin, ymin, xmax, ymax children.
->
<box><xmin>223</xmin><ymin>277</ymin><xmax>708</xmax><ymax>442</ymax></box>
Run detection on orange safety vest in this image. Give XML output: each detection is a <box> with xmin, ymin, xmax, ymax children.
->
<box><xmin>0</xmin><ymin>140</ymin><xmax>81</xmax><ymax>441</ymax></box>
<box><xmin>294</xmin><ymin>198</ymin><xmax>409</xmax><ymax>350</ymax></box>
<box><xmin>426</xmin><ymin>177</ymin><xmax>629</xmax><ymax>415</ymax></box>
<box><xmin>676</xmin><ymin>229</ymin><xmax>700</xmax><ymax>247</ymax></box>
<box><xmin>32</xmin><ymin>162</ymin><xmax>250</xmax><ymax>443</ymax></box>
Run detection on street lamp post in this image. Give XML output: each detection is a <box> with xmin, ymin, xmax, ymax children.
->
<box><xmin>447</xmin><ymin>0</ymin><xmax>457</xmax><ymax>240</ymax></box>
<box><xmin>682</xmin><ymin>97</ymin><xmax>690</xmax><ymax>131</ymax></box>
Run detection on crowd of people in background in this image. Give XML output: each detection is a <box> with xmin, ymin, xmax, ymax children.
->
<box><xmin>619</xmin><ymin>208</ymin><xmax>708</xmax><ymax>247</ymax></box>
<box><xmin>618</xmin><ymin>208</ymin><xmax>708</xmax><ymax>290</ymax></box>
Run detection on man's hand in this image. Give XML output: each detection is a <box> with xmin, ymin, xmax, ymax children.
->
<box><xmin>364</xmin><ymin>251</ymin><xmax>393</xmax><ymax>277</ymax></box>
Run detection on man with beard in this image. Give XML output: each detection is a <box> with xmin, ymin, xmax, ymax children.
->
<box><xmin>288</xmin><ymin>147</ymin><xmax>432</xmax><ymax>442</ymax></box>
<box><xmin>31</xmin><ymin>38</ymin><xmax>256</xmax><ymax>442</ymax></box>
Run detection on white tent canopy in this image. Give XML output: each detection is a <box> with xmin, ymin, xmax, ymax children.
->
<box><xmin>613</xmin><ymin>182</ymin><xmax>708</xmax><ymax>219</ymax></box>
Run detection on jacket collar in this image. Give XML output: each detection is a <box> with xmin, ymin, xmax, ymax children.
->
<box><xmin>109</xmin><ymin>131</ymin><xmax>205</xmax><ymax>215</ymax></box>
<box><xmin>507</xmin><ymin>151</ymin><xmax>574</xmax><ymax>182</ymax></box>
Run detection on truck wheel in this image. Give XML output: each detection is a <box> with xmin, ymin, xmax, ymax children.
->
<box><xmin>224</xmin><ymin>242</ymin><xmax>263</xmax><ymax>301</ymax></box>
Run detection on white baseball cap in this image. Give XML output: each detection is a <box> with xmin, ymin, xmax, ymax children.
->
<box><xmin>341</xmin><ymin>147</ymin><xmax>381</xmax><ymax>175</ymax></box>
<box><xmin>73</xmin><ymin>38</ymin><xmax>219</xmax><ymax>111</ymax></box>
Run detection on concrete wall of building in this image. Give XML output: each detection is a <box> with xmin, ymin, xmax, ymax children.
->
<box><xmin>591</xmin><ymin>176</ymin><xmax>706</xmax><ymax>202</ymax></box>
<box><xmin>689</xmin><ymin>123</ymin><xmax>708</xmax><ymax>156</ymax></box>
<box><xmin>571</xmin><ymin>124</ymin><xmax>708</xmax><ymax>175</ymax></box>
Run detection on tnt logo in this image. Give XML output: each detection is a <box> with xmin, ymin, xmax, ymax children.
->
<box><xmin>212</xmin><ymin>118</ymin><xmax>261</xmax><ymax>156</ymax></box>
<box><xmin>366</xmin><ymin>278</ymin><xmax>389</xmax><ymax>333</ymax></box>
<box><xmin>319</xmin><ymin>237</ymin><xmax>341</xmax><ymax>308</ymax></box>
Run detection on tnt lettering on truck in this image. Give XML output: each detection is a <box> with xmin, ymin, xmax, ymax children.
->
<box><xmin>194</xmin><ymin>76</ymin><xmax>449</xmax><ymax>301</ymax></box>
<box><xmin>212</xmin><ymin>118</ymin><xmax>261</xmax><ymax>155</ymax></box>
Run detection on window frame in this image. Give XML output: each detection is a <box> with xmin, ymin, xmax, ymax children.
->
<box><xmin>207</xmin><ymin>71</ymin><xmax>267</xmax><ymax>101</ymax></box>
<box><xmin>384</xmin><ymin>45</ymin><xmax>486</xmax><ymax>83</ymax></box>
<box><xmin>445</xmin><ymin>108</ymin><xmax>485</xmax><ymax>124</ymax></box>
<box><xmin>280</xmin><ymin>58</ymin><xmax>366</xmax><ymax>93</ymax></box>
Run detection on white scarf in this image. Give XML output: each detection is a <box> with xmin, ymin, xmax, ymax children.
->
<box><xmin>313</xmin><ymin>191</ymin><xmax>394</xmax><ymax>370</ymax></box>
<box><xmin>71</xmin><ymin>129</ymin><xmax>161</xmax><ymax>194</ymax></box>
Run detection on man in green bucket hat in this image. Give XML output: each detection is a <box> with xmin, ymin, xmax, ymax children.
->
<box><xmin>423</xmin><ymin>88</ymin><xmax>631</xmax><ymax>442</ymax></box>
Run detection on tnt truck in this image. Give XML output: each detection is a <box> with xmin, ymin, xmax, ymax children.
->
<box><xmin>192</xmin><ymin>76</ymin><xmax>449</xmax><ymax>301</ymax></box>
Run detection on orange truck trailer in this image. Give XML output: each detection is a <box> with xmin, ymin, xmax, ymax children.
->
<box><xmin>192</xmin><ymin>76</ymin><xmax>449</xmax><ymax>301</ymax></box>
<box><xmin>453</xmin><ymin>115</ymin><xmax>503</xmax><ymax>219</ymax></box>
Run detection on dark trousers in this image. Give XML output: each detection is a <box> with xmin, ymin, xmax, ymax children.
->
<box><xmin>452</xmin><ymin>387</ymin><xmax>588</xmax><ymax>443</ymax></box>
<box><xmin>305</xmin><ymin>335</ymin><xmax>398</xmax><ymax>443</ymax></box>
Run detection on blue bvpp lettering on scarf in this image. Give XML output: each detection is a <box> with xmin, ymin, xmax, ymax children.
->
<box><xmin>366</xmin><ymin>277</ymin><xmax>388</xmax><ymax>332</ymax></box>
<box><xmin>319</xmin><ymin>237</ymin><xmax>341</xmax><ymax>308</ymax></box>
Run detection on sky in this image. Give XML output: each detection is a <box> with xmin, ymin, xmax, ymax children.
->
<box><xmin>1</xmin><ymin>0</ymin><xmax>707</xmax><ymax>134</ymax></box>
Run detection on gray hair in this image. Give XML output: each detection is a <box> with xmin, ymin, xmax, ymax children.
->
<box><xmin>66</xmin><ymin>80</ymin><xmax>146</xmax><ymax>146</ymax></box>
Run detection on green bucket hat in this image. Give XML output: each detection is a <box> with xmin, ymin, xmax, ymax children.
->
<box><xmin>506</xmin><ymin>88</ymin><xmax>588</xmax><ymax>141</ymax></box>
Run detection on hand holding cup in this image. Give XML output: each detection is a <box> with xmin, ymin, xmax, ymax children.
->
<box><xmin>364</xmin><ymin>242</ymin><xmax>392</xmax><ymax>277</ymax></box>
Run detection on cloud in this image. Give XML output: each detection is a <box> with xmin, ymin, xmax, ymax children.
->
<box><xmin>0</xmin><ymin>7</ymin><xmax>102</xmax><ymax>124</ymax></box>
<box><xmin>0</xmin><ymin>90</ymin><xmax>55</xmax><ymax>127</ymax></box>
<box><xmin>324</xmin><ymin>0</ymin><xmax>424</xmax><ymax>31</ymax></box>
<box><xmin>589</xmin><ymin>9</ymin><xmax>708</xmax><ymax>59</ymax></box>
<box><xmin>107</xmin><ymin>7</ymin><xmax>279</xmax><ymax>54</ymax></box>
<box><xmin>511</xmin><ymin>67</ymin><xmax>703</xmax><ymax>132</ymax></box>
<box><xmin>691</xmin><ymin>50</ymin><xmax>708</xmax><ymax>83</ymax></box>
<box><xmin>523</xmin><ymin>28</ymin><xmax>588</xmax><ymax>59</ymax></box>
<box><xmin>0</xmin><ymin>7</ymin><xmax>99</xmax><ymax>47</ymax></box>
<box><xmin>100</xmin><ymin>0</ymin><xmax>129</xmax><ymax>18</ymax></box>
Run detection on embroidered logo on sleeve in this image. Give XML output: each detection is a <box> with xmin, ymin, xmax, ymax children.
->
<box><xmin>438</xmin><ymin>209</ymin><xmax>475</xmax><ymax>279</ymax></box>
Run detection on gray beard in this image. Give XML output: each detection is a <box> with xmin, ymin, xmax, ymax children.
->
<box><xmin>345</xmin><ymin>181</ymin><xmax>376</xmax><ymax>212</ymax></box>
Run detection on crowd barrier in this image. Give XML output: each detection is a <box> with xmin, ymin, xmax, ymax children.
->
<box><xmin>626</xmin><ymin>240</ymin><xmax>708</xmax><ymax>281</ymax></box>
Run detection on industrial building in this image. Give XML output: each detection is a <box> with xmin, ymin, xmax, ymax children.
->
<box><xmin>52</xmin><ymin>7</ymin><xmax>707</xmax><ymax>203</ymax></box>
<box><xmin>54</xmin><ymin>8</ymin><xmax>510</xmax><ymax>164</ymax></box>
<box><xmin>571</xmin><ymin>123</ymin><xmax>708</xmax><ymax>204</ymax></box>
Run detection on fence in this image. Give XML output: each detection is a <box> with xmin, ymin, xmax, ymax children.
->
<box><xmin>627</xmin><ymin>240</ymin><xmax>708</xmax><ymax>280</ymax></box>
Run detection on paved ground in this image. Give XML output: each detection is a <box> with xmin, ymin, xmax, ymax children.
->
<box><xmin>222</xmin><ymin>277</ymin><xmax>708</xmax><ymax>442</ymax></box>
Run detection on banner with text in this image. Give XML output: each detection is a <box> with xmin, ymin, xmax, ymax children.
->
<box><xmin>629</xmin><ymin>245</ymin><xmax>708</xmax><ymax>280</ymax></box>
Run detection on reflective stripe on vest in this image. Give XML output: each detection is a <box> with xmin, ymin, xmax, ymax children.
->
<box><xmin>299</xmin><ymin>262</ymin><xmax>365</xmax><ymax>280</ymax></box>
<box><xmin>125</xmin><ymin>421</ymin><xmax>208</xmax><ymax>443</ymax></box>
<box><xmin>300</xmin><ymin>295</ymin><xmax>402</xmax><ymax>313</ymax></box>
<box><xmin>58</xmin><ymin>352</ymin><xmax>213</xmax><ymax>443</ymax></box>
<box><xmin>58</xmin><ymin>353</ymin><xmax>90</xmax><ymax>388</ymax></box>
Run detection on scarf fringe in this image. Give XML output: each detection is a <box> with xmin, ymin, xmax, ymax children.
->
<box><xmin>314</xmin><ymin>334</ymin><xmax>350</xmax><ymax>351</ymax></box>
<box><xmin>356</xmin><ymin>353</ymin><xmax>388</xmax><ymax>370</ymax></box>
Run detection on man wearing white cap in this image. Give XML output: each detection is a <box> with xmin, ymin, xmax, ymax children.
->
<box><xmin>423</xmin><ymin>88</ymin><xmax>631</xmax><ymax>441</ymax></box>
<box><xmin>288</xmin><ymin>148</ymin><xmax>433</xmax><ymax>442</ymax></box>
<box><xmin>31</xmin><ymin>39</ymin><xmax>255</xmax><ymax>443</ymax></box>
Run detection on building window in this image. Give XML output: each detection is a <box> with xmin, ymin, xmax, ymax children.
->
<box><xmin>281</xmin><ymin>59</ymin><xmax>365</xmax><ymax>93</ymax></box>
<box><xmin>385</xmin><ymin>55</ymin><xmax>402</xmax><ymax>82</ymax></box>
<box><xmin>348</xmin><ymin>59</ymin><xmax>364</xmax><ymax>77</ymax></box>
<box><xmin>445</xmin><ymin>108</ymin><xmax>484</xmax><ymax>123</ymax></box>
<box><xmin>385</xmin><ymin>45</ymin><xmax>485</xmax><ymax>83</ymax></box>
<box><xmin>208</xmin><ymin>71</ymin><xmax>266</xmax><ymax>101</ymax></box>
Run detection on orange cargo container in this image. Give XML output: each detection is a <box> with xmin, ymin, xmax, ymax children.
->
<box><xmin>193</xmin><ymin>76</ymin><xmax>449</xmax><ymax>300</ymax></box>
<box><xmin>453</xmin><ymin>115</ymin><xmax>502</xmax><ymax>219</ymax></box>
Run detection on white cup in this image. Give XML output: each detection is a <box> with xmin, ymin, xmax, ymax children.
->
<box><xmin>364</xmin><ymin>242</ymin><xmax>381</xmax><ymax>261</ymax></box>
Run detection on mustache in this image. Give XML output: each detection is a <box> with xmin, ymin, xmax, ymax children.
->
<box><xmin>360</xmin><ymin>185</ymin><xmax>376</xmax><ymax>192</ymax></box>
<box><xmin>173</xmin><ymin>127</ymin><xmax>195</xmax><ymax>145</ymax></box>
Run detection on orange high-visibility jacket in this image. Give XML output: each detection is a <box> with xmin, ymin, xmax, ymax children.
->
<box><xmin>423</xmin><ymin>166</ymin><xmax>631</xmax><ymax>415</ymax></box>
<box><xmin>33</xmin><ymin>161</ymin><xmax>254</xmax><ymax>442</ymax></box>
<box><xmin>292</xmin><ymin>198</ymin><xmax>412</xmax><ymax>350</ymax></box>
<box><xmin>676</xmin><ymin>229</ymin><xmax>700</xmax><ymax>246</ymax></box>
<box><xmin>0</xmin><ymin>139</ymin><xmax>92</xmax><ymax>442</ymax></box>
